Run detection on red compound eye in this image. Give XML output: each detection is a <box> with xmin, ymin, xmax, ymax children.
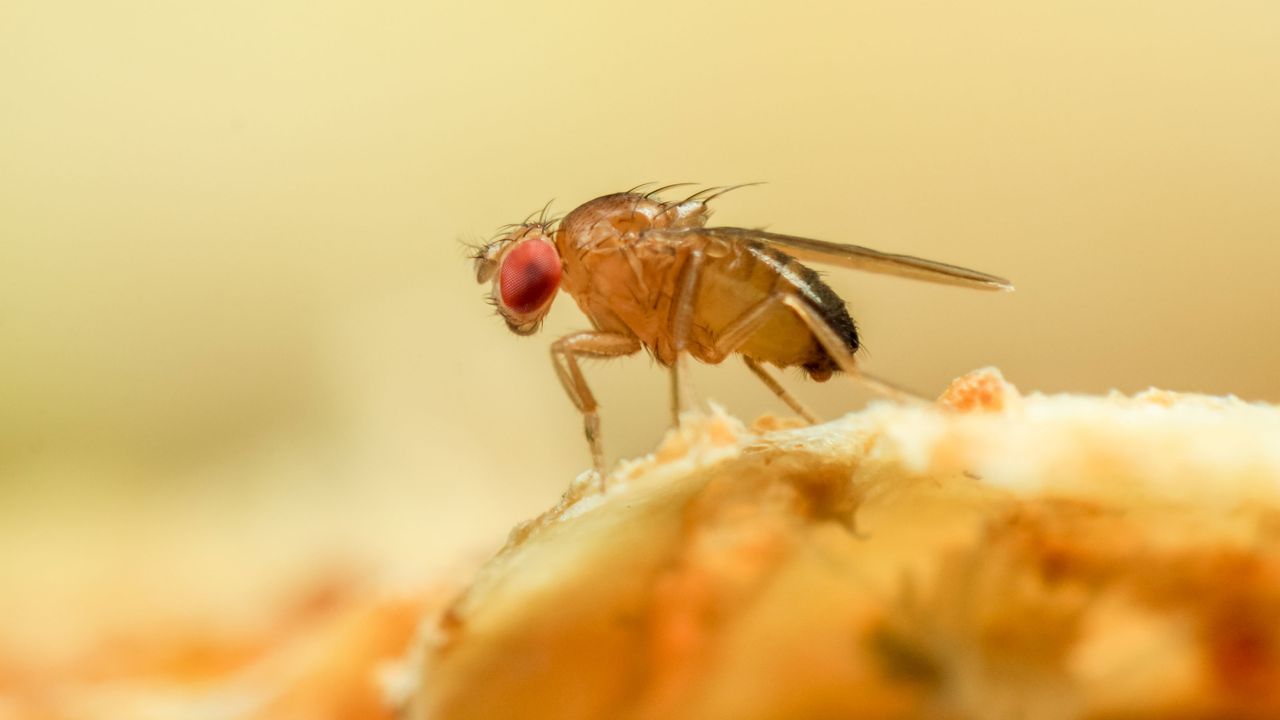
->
<box><xmin>499</xmin><ymin>240</ymin><xmax>562</xmax><ymax>314</ymax></box>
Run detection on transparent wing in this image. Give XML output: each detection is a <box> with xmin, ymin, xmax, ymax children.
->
<box><xmin>651</xmin><ymin>227</ymin><xmax>1014</xmax><ymax>291</ymax></box>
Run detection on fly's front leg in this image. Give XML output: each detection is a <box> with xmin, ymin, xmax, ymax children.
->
<box><xmin>779</xmin><ymin>295</ymin><xmax>927</xmax><ymax>405</ymax></box>
<box><xmin>550</xmin><ymin>332</ymin><xmax>643</xmax><ymax>480</ymax></box>
<box><xmin>667</xmin><ymin>248</ymin><xmax>705</xmax><ymax>425</ymax></box>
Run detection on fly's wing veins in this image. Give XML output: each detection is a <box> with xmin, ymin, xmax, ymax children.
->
<box><xmin>645</xmin><ymin>227</ymin><xmax>1013</xmax><ymax>292</ymax></box>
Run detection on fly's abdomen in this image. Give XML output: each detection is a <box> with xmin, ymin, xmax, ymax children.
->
<box><xmin>691</xmin><ymin>243</ymin><xmax>859</xmax><ymax>380</ymax></box>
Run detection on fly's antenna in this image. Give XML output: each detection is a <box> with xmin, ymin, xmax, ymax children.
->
<box><xmin>459</xmin><ymin>236</ymin><xmax>488</xmax><ymax>259</ymax></box>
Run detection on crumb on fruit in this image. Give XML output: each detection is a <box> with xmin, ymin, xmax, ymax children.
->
<box><xmin>938</xmin><ymin>367</ymin><xmax>1020</xmax><ymax>413</ymax></box>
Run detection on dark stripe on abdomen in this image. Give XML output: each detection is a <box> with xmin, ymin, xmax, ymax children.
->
<box><xmin>773</xmin><ymin>249</ymin><xmax>860</xmax><ymax>379</ymax></box>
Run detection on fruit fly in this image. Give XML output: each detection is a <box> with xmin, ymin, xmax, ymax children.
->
<box><xmin>471</xmin><ymin>185</ymin><xmax>1012</xmax><ymax>478</ymax></box>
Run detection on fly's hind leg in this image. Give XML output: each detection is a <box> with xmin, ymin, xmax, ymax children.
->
<box><xmin>779</xmin><ymin>295</ymin><xmax>927</xmax><ymax>405</ymax></box>
<box><xmin>742</xmin><ymin>356</ymin><xmax>819</xmax><ymax>423</ymax></box>
<box><xmin>550</xmin><ymin>332</ymin><xmax>643</xmax><ymax>481</ymax></box>
<box><xmin>704</xmin><ymin>291</ymin><xmax>821</xmax><ymax>423</ymax></box>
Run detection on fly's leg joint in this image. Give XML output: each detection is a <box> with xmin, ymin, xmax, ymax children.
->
<box><xmin>549</xmin><ymin>332</ymin><xmax>643</xmax><ymax>480</ymax></box>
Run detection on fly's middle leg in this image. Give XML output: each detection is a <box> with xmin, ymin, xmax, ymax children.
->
<box><xmin>668</xmin><ymin>357</ymin><xmax>691</xmax><ymax>426</ymax></box>
<box><xmin>550</xmin><ymin>332</ymin><xmax>643</xmax><ymax>481</ymax></box>
<box><xmin>667</xmin><ymin>248</ymin><xmax>706</xmax><ymax>425</ymax></box>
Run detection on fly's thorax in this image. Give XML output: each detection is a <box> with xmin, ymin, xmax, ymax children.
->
<box><xmin>554</xmin><ymin>192</ymin><xmax>711</xmax><ymax>342</ymax></box>
<box><xmin>556</xmin><ymin>193</ymin><xmax>710</xmax><ymax>254</ymax></box>
<box><xmin>557</xmin><ymin>227</ymin><xmax>693</xmax><ymax>348</ymax></box>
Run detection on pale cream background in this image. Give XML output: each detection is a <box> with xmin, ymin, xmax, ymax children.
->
<box><xmin>1</xmin><ymin>0</ymin><xmax>1278</xmax><ymax>657</ymax></box>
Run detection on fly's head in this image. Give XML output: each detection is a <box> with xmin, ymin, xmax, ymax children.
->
<box><xmin>472</xmin><ymin>224</ymin><xmax>562</xmax><ymax>336</ymax></box>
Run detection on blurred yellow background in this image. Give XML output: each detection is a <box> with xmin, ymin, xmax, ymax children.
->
<box><xmin>2</xmin><ymin>0</ymin><xmax>1278</xmax><ymax>667</ymax></box>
